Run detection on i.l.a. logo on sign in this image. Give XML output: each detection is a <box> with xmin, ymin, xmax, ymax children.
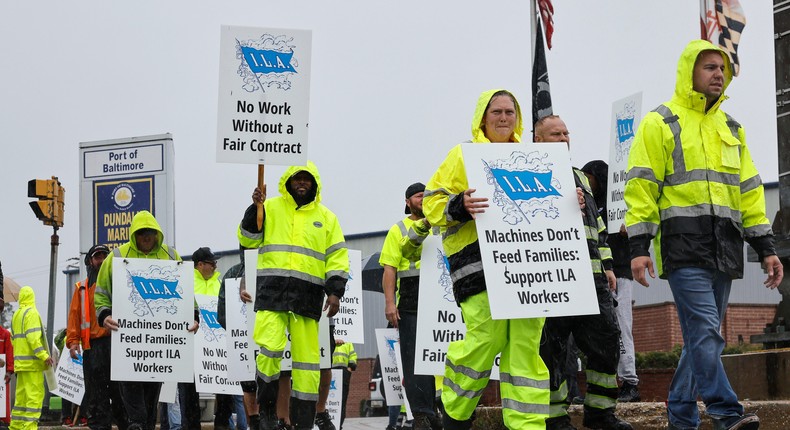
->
<box><xmin>235</xmin><ymin>33</ymin><xmax>300</xmax><ymax>92</ymax></box>
<box><xmin>482</xmin><ymin>150</ymin><xmax>563</xmax><ymax>225</ymax></box>
<box><xmin>125</xmin><ymin>266</ymin><xmax>183</xmax><ymax>317</ymax></box>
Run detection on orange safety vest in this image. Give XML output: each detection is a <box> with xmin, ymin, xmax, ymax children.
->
<box><xmin>66</xmin><ymin>278</ymin><xmax>109</xmax><ymax>350</ymax></box>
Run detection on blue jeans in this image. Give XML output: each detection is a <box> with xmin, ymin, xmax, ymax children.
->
<box><xmin>666</xmin><ymin>268</ymin><xmax>743</xmax><ymax>429</ymax></box>
<box><xmin>232</xmin><ymin>395</ymin><xmax>247</xmax><ymax>430</ymax></box>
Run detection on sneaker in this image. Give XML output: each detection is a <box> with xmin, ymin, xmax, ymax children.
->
<box><xmin>314</xmin><ymin>411</ymin><xmax>335</xmax><ymax>430</ymax></box>
<box><xmin>77</xmin><ymin>417</ymin><xmax>88</xmax><ymax>427</ymax></box>
<box><xmin>617</xmin><ymin>382</ymin><xmax>641</xmax><ymax>402</ymax></box>
<box><xmin>713</xmin><ymin>413</ymin><xmax>760</xmax><ymax>430</ymax></box>
<box><xmin>62</xmin><ymin>417</ymin><xmax>74</xmax><ymax>427</ymax></box>
<box><xmin>385</xmin><ymin>426</ymin><xmax>398</xmax><ymax>430</ymax></box>
<box><xmin>545</xmin><ymin>415</ymin><xmax>577</xmax><ymax>430</ymax></box>
<box><xmin>275</xmin><ymin>419</ymin><xmax>292</xmax><ymax>430</ymax></box>
<box><xmin>582</xmin><ymin>413</ymin><xmax>633</xmax><ymax>430</ymax></box>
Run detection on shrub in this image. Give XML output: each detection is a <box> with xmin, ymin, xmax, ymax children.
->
<box><xmin>636</xmin><ymin>343</ymin><xmax>763</xmax><ymax>369</ymax></box>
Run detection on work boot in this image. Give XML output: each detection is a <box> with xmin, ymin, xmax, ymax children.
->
<box><xmin>441</xmin><ymin>413</ymin><xmax>472</xmax><ymax>430</ymax></box>
<box><xmin>314</xmin><ymin>410</ymin><xmax>335</xmax><ymax>430</ymax></box>
<box><xmin>545</xmin><ymin>415</ymin><xmax>577</xmax><ymax>430</ymax></box>
<box><xmin>427</xmin><ymin>413</ymin><xmax>444</xmax><ymax>430</ymax></box>
<box><xmin>248</xmin><ymin>414</ymin><xmax>261</xmax><ymax>430</ymax></box>
<box><xmin>259</xmin><ymin>411</ymin><xmax>279</xmax><ymax>430</ymax></box>
<box><xmin>617</xmin><ymin>382</ymin><xmax>641</xmax><ymax>402</ymax></box>
<box><xmin>259</xmin><ymin>379</ymin><xmax>280</xmax><ymax>430</ymax></box>
<box><xmin>713</xmin><ymin>413</ymin><xmax>760</xmax><ymax>430</ymax></box>
<box><xmin>412</xmin><ymin>415</ymin><xmax>432</xmax><ymax>430</ymax></box>
<box><xmin>582</xmin><ymin>412</ymin><xmax>633</xmax><ymax>430</ymax></box>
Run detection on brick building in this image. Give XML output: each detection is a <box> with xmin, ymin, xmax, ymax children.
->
<box><xmin>630</xmin><ymin>183</ymin><xmax>781</xmax><ymax>353</ymax></box>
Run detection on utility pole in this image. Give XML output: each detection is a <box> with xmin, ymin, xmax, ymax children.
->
<box><xmin>28</xmin><ymin>176</ymin><xmax>65</xmax><ymax>348</ymax></box>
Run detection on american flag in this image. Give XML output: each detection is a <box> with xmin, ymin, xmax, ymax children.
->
<box><xmin>538</xmin><ymin>0</ymin><xmax>554</xmax><ymax>50</ymax></box>
<box><xmin>701</xmin><ymin>0</ymin><xmax>746</xmax><ymax>76</ymax></box>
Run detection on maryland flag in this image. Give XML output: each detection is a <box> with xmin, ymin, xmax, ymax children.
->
<box><xmin>701</xmin><ymin>0</ymin><xmax>746</xmax><ymax>76</ymax></box>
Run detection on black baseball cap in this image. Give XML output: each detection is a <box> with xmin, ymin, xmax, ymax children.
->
<box><xmin>404</xmin><ymin>182</ymin><xmax>426</xmax><ymax>214</ymax></box>
<box><xmin>192</xmin><ymin>247</ymin><xmax>218</xmax><ymax>263</ymax></box>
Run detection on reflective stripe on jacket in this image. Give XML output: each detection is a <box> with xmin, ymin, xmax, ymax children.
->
<box><xmin>332</xmin><ymin>342</ymin><xmax>357</xmax><ymax>369</ymax></box>
<box><xmin>66</xmin><ymin>278</ymin><xmax>110</xmax><ymax>351</ymax></box>
<box><xmin>625</xmin><ymin>40</ymin><xmax>774</xmax><ymax>278</ymax></box>
<box><xmin>573</xmin><ymin>169</ymin><xmax>613</xmax><ymax>281</ymax></box>
<box><xmin>379</xmin><ymin>217</ymin><xmax>421</xmax><ymax>312</ymax></box>
<box><xmin>194</xmin><ymin>270</ymin><xmax>221</xmax><ymax>296</ymax></box>
<box><xmin>11</xmin><ymin>287</ymin><xmax>48</xmax><ymax>372</ymax></box>
<box><xmin>238</xmin><ymin>161</ymin><xmax>349</xmax><ymax>320</ymax></box>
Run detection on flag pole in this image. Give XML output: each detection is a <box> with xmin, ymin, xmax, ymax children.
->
<box><xmin>700</xmin><ymin>0</ymin><xmax>708</xmax><ymax>39</ymax></box>
<box><xmin>530</xmin><ymin>0</ymin><xmax>537</xmax><ymax>69</ymax></box>
<box><xmin>257</xmin><ymin>165</ymin><xmax>265</xmax><ymax>229</ymax></box>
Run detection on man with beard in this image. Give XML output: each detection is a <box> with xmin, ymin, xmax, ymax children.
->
<box><xmin>379</xmin><ymin>182</ymin><xmax>442</xmax><ymax>430</ymax></box>
<box><xmin>66</xmin><ymin>244</ymin><xmax>127</xmax><ymax>430</ymax></box>
<box><xmin>238</xmin><ymin>161</ymin><xmax>349</xmax><ymax>430</ymax></box>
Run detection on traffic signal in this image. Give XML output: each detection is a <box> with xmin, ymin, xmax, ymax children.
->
<box><xmin>28</xmin><ymin>177</ymin><xmax>65</xmax><ymax>227</ymax></box>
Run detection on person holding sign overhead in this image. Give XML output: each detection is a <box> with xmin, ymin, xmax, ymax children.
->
<box><xmin>237</xmin><ymin>161</ymin><xmax>349</xmax><ymax>430</ymax></box>
<box><xmin>533</xmin><ymin>115</ymin><xmax>632</xmax><ymax>430</ymax></box>
<box><xmin>422</xmin><ymin>89</ymin><xmax>550</xmax><ymax>430</ymax></box>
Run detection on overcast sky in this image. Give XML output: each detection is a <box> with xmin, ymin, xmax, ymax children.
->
<box><xmin>0</xmin><ymin>1</ymin><xmax>779</xmax><ymax>327</ymax></box>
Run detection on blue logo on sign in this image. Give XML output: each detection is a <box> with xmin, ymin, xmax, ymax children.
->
<box><xmin>616</xmin><ymin>117</ymin><xmax>634</xmax><ymax>144</ymax></box>
<box><xmin>483</xmin><ymin>151</ymin><xmax>563</xmax><ymax>225</ymax></box>
<box><xmin>131</xmin><ymin>276</ymin><xmax>182</xmax><ymax>300</ymax></box>
<box><xmin>241</xmin><ymin>47</ymin><xmax>297</xmax><ymax>74</ymax></box>
<box><xmin>614</xmin><ymin>100</ymin><xmax>639</xmax><ymax>162</ymax></box>
<box><xmin>236</xmin><ymin>35</ymin><xmax>300</xmax><ymax>92</ymax></box>
<box><xmin>490</xmin><ymin>168</ymin><xmax>560</xmax><ymax>200</ymax></box>
<box><xmin>200</xmin><ymin>308</ymin><xmax>222</xmax><ymax>329</ymax></box>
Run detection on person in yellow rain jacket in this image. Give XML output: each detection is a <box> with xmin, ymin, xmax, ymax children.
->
<box><xmin>94</xmin><ymin>210</ymin><xmax>187</xmax><ymax>430</ymax></box>
<box><xmin>10</xmin><ymin>286</ymin><xmax>53</xmax><ymax>430</ymax></box>
<box><xmin>238</xmin><ymin>161</ymin><xmax>349</xmax><ymax>430</ymax></box>
<box><xmin>422</xmin><ymin>89</ymin><xmax>549</xmax><ymax>430</ymax></box>
<box><xmin>331</xmin><ymin>339</ymin><xmax>357</xmax><ymax>428</ymax></box>
<box><xmin>625</xmin><ymin>40</ymin><xmax>783</xmax><ymax>430</ymax></box>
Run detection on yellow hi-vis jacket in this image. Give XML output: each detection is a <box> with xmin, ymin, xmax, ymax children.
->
<box><xmin>332</xmin><ymin>342</ymin><xmax>357</xmax><ymax>370</ymax></box>
<box><xmin>423</xmin><ymin>89</ymin><xmax>523</xmax><ymax>303</ymax></box>
<box><xmin>379</xmin><ymin>217</ymin><xmax>421</xmax><ymax>312</ymax></box>
<box><xmin>94</xmin><ymin>210</ymin><xmax>181</xmax><ymax>324</ymax></box>
<box><xmin>238</xmin><ymin>161</ymin><xmax>349</xmax><ymax>321</ymax></box>
<box><xmin>194</xmin><ymin>270</ymin><xmax>221</xmax><ymax>296</ymax></box>
<box><xmin>11</xmin><ymin>287</ymin><xmax>49</xmax><ymax>372</ymax></box>
<box><xmin>625</xmin><ymin>40</ymin><xmax>775</xmax><ymax>279</ymax></box>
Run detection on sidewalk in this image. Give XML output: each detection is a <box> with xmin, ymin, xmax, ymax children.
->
<box><xmin>36</xmin><ymin>402</ymin><xmax>790</xmax><ymax>430</ymax></box>
<box><xmin>343</xmin><ymin>417</ymin><xmax>389</xmax><ymax>430</ymax></box>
